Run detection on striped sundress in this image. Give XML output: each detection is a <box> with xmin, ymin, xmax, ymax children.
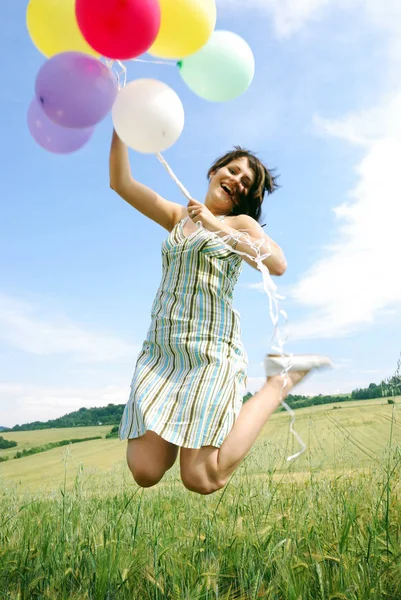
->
<box><xmin>119</xmin><ymin>215</ymin><xmax>248</xmax><ymax>449</ymax></box>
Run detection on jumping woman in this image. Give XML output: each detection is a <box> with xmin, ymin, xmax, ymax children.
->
<box><xmin>109</xmin><ymin>130</ymin><xmax>332</xmax><ymax>496</ymax></box>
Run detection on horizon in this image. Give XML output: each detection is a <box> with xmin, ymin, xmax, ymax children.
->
<box><xmin>1</xmin><ymin>383</ymin><xmax>388</xmax><ymax>431</ymax></box>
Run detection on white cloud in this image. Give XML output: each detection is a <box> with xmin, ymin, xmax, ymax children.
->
<box><xmin>239</xmin><ymin>282</ymin><xmax>265</xmax><ymax>292</ymax></box>
<box><xmin>313</xmin><ymin>93</ymin><xmax>401</xmax><ymax>144</ymax></box>
<box><xmin>288</xmin><ymin>92</ymin><xmax>401</xmax><ymax>340</ymax></box>
<box><xmin>0</xmin><ymin>293</ymin><xmax>138</xmax><ymax>363</ymax></box>
<box><xmin>222</xmin><ymin>0</ymin><xmax>401</xmax><ymax>343</ymax></box>
<box><xmin>363</xmin><ymin>0</ymin><xmax>401</xmax><ymax>32</ymax></box>
<box><xmin>0</xmin><ymin>382</ymin><xmax>129</xmax><ymax>427</ymax></box>
<box><xmin>217</xmin><ymin>0</ymin><xmax>335</xmax><ymax>37</ymax></box>
<box><xmin>218</xmin><ymin>0</ymin><xmax>401</xmax><ymax>42</ymax></box>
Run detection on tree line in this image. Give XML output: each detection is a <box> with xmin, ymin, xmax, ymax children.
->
<box><xmin>351</xmin><ymin>375</ymin><xmax>401</xmax><ymax>400</ymax></box>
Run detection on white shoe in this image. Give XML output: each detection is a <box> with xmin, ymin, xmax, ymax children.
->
<box><xmin>264</xmin><ymin>354</ymin><xmax>334</xmax><ymax>377</ymax></box>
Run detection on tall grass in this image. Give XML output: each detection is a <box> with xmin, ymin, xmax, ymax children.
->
<box><xmin>1</xmin><ymin>438</ymin><xmax>400</xmax><ymax>600</ymax></box>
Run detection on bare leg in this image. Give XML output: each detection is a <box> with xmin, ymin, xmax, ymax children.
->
<box><xmin>217</xmin><ymin>372</ymin><xmax>308</xmax><ymax>483</ymax></box>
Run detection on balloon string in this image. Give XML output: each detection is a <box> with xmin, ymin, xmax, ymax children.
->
<box><xmin>156</xmin><ymin>153</ymin><xmax>193</xmax><ymax>201</ymax></box>
<box><xmin>103</xmin><ymin>59</ymin><xmax>127</xmax><ymax>89</ymax></box>
<box><xmin>132</xmin><ymin>58</ymin><xmax>177</xmax><ymax>67</ymax></box>
<box><xmin>156</xmin><ymin>153</ymin><xmax>306</xmax><ymax>462</ymax></box>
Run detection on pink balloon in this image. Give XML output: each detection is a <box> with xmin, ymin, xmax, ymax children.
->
<box><xmin>75</xmin><ymin>0</ymin><xmax>161</xmax><ymax>60</ymax></box>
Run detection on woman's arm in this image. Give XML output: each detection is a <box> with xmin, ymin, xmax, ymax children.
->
<box><xmin>220</xmin><ymin>215</ymin><xmax>287</xmax><ymax>276</ymax></box>
<box><xmin>186</xmin><ymin>199</ymin><xmax>287</xmax><ymax>276</ymax></box>
<box><xmin>109</xmin><ymin>130</ymin><xmax>185</xmax><ymax>232</ymax></box>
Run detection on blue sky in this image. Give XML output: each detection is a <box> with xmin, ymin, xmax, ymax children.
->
<box><xmin>1</xmin><ymin>0</ymin><xmax>400</xmax><ymax>427</ymax></box>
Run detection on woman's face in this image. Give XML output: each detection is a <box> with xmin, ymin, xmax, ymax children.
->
<box><xmin>207</xmin><ymin>157</ymin><xmax>255</xmax><ymax>214</ymax></box>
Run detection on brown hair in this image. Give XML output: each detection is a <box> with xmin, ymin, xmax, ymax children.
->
<box><xmin>207</xmin><ymin>146</ymin><xmax>280</xmax><ymax>222</ymax></box>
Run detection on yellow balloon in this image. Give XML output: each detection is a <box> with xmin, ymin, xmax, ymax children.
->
<box><xmin>148</xmin><ymin>0</ymin><xmax>216</xmax><ymax>59</ymax></box>
<box><xmin>26</xmin><ymin>0</ymin><xmax>99</xmax><ymax>58</ymax></box>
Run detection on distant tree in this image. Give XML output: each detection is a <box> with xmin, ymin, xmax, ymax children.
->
<box><xmin>10</xmin><ymin>404</ymin><xmax>127</xmax><ymax>432</ymax></box>
<box><xmin>0</xmin><ymin>436</ymin><xmax>17</xmax><ymax>449</ymax></box>
<box><xmin>380</xmin><ymin>352</ymin><xmax>401</xmax><ymax>400</ymax></box>
<box><xmin>352</xmin><ymin>352</ymin><xmax>401</xmax><ymax>400</ymax></box>
<box><xmin>106</xmin><ymin>425</ymin><xmax>119</xmax><ymax>439</ymax></box>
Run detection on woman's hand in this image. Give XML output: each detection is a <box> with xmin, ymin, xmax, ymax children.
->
<box><xmin>187</xmin><ymin>198</ymin><xmax>222</xmax><ymax>232</ymax></box>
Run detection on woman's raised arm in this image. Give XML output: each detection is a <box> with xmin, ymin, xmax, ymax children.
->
<box><xmin>109</xmin><ymin>130</ymin><xmax>185</xmax><ymax>232</ymax></box>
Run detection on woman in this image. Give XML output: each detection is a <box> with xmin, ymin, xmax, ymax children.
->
<box><xmin>109</xmin><ymin>130</ymin><xmax>332</xmax><ymax>496</ymax></box>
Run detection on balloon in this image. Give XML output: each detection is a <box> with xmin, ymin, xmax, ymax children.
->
<box><xmin>148</xmin><ymin>0</ymin><xmax>216</xmax><ymax>59</ymax></box>
<box><xmin>112</xmin><ymin>79</ymin><xmax>184</xmax><ymax>154</ymax></box>
<box><xmin>75</xmin><ymin>0</ymin><xmax>161</xmax><ymax>60</ymax></box>
<box><xmin>35</xmin><ymin>52</ymin><xmax>118</xmax><ymax>129</ymax></box>
<box><xmin>27</xmin><ymin>98</ymin><xmax>93</xmax><ymax>153</ymax></box>
<box><xmin>26</xmin><ymin>0</ymin><xmax>99</xmax><ymax>58</ymax></box>
<box><xmin>178</xmin><ymin>30</ymin><xmax>255</xmax><ymax>102</ymax></box>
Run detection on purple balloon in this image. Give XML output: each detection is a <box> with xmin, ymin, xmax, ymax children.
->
<box><xmin>35</xmin><ymin>52</ymin><xmax>118</xmax><ymax>129</ymax></box>
<box><xmin>27</xmin><ymin>98</ymin><xmax>93</xmax><ymax>154</ymax></box>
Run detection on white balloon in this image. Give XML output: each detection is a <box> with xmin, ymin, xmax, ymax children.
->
<box><xmin>112</xmin><ymin>79</ymin><xmax>185</xmax><ymax>154</ymax></box>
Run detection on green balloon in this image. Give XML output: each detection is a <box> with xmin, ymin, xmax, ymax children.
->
<box><xmin>178</xmin><ymin>30</ymin><xmax>255</xmax><ymax>102</ymax></box>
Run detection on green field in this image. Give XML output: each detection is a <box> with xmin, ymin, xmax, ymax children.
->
<box><xmin>1</xmin><ymin>398</ymin><xmax>400</xmax><ymax>493</ymax></box>
<box><xmin>0</xmin><ymin>425</ymin><xmax>112</xmax><ymax>458</ymax></box>
<box><xmin>1</xmin><ymin>399</ymin><xmax>400</xmax><ymax>599</ymax></box>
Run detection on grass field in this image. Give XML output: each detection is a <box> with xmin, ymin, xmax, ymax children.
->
<box><xmin>1</xmin><ymin>398</ymin><xmax>399</xmax><ymax>493</ymax></box>
<box><xmin>1</xmin><ymin>399</ymin><xmax>400</xmax><ymax>599</ymax></box>
<box><xmin>0</xmin><ymin>425</ymin><xmax>112</xmax><ymax>460</ymax></box>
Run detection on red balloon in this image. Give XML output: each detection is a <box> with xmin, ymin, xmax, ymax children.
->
<box><xmin>75</xmin><ymin>0</ymin><xmax>161</xmax><ymax>60</ymax></box>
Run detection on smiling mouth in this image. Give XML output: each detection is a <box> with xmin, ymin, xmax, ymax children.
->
<box><xmin>221</xmin><ymin>183</ymin><xmax>234</xmax><ymax>197</ymax></box>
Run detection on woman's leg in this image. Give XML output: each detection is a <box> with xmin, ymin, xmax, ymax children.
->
<box><xmin>180</xmin><ymin>371</ymin><xmax>308</xmax><ymax>494</ymax></box>
<box><xmin>217</xmin><ymin>372</ymin><xmax>308</xmax><ymax>482</ymax></box>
